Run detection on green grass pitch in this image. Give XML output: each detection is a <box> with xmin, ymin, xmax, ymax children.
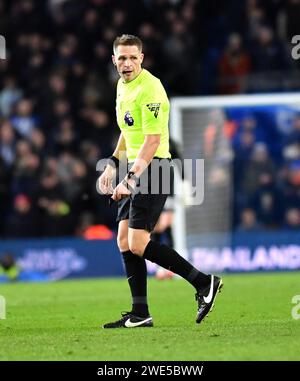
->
<box><xmin>0</xmin><ymin>272</ymin><xmax>299</xmax><ymax>361</ymax></box>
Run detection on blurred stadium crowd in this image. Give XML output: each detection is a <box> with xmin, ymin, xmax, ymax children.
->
<box><xmin>0</xmin><ymin>0</ymin><xmax>300</xmax><ymax>238</ymax></box>
<box><xmin>228</xmin><ymin>112</ymin><xmax>300</xmax><ymax>232</ymax></box>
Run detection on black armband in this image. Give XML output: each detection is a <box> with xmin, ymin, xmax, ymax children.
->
<box><xmin>107</xmin><ymin>155</ymin><xmax>119</xmax><ymax>168</ymax></box>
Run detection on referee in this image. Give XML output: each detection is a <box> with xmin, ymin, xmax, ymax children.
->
<box><xmin>99</xmin><ymin>34</ymin><xmax>222</xmax><ymax>328</ymax></box>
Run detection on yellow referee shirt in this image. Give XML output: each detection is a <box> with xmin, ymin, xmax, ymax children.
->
<box><xmin>116</xmin><ymin>69</ymin><xmax>171</xmax><ymax>162</ymax></box>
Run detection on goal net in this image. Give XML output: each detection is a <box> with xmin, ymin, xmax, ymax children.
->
<box><xmin>170</xmin><ymin>93</ymin><xmax>300</xmax><ymax>260</ymax></box>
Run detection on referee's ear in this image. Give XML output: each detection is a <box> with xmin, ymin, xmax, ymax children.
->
<box><xmin>112</xmin><ymin>55</ymin><xmax>116</xmax><ymax>66</ymax></box>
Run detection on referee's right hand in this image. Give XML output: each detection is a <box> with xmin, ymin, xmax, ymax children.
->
<box><xmin>97</xmin><ymin>166</ymin><xmax>115</xmax><ymax>195</ymax></box>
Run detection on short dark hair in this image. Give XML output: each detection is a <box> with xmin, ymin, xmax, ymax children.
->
<box><xmin>113</xmin><ymin>34</ymin><xmax>142</xmax><ymax>53</ymax></box>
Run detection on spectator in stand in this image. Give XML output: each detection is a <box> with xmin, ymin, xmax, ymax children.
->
<box><xmin>52</xmin><ymin>118</ymin><xmax>78</xmax><ymax>154</ymax></box>
<box><xmin>37</xmin><ymin>171</ymin><xmax>74</xmax><ymax>237</ymax></box>
<box><xmin>244</xmin><ymin>2</ymin><xmax>267</xmax><ymax>42</ymax></box>
<box><xmin>79</xmin><ymin>8</ymin><xmax>102</xmax><ymax>61</ymax></box>
<box><xmin>0</xmin><ymin>156</ymin><xmax>10</xmax><ymax>235</ymax></box>
<box><xmin>250</xmin><ymin>25</ymin><xmax>289</xmax><ymax>73</ymax></box>
<box><xmin>233</xmin><ymin>129</ymin><xmax>255</xmax><ymax>187</ymax></box>
<box><xmin>163</xmin><ymin>18</ymin><xmax>197</xmax><ymax>94</ymax></box>
<box><xmin>279</xmin><ymin>0</ymin><xmax>300</xmax><ymax>45</ymax></box>
<box><xmin>11</xmin><ymin>140</ymin><xmax>41</xmax><ymax>198</ymax></box>
<box><xmin>38</xmin><ymin>73</ymin><xmax>68</xmax><ymax>129</ymax></box>
<box><xmin>236</xmin><ymin>208</ymin><xmax>262</xmax><ymax>232</ymax></box>
<box><xmin>218</xmin><ymin>33</ymin><xmax>251</xmax><ymax>94</ymax></box>
<box><xmin>279</xmin><ymin>160</ymin><xmax>300</xmax><ymax>212</ymax></box>
<box><xmin>10</xmin><ymin>99</ymin><xmax>39</xmax><ymax>139</ymax></box>
<box><xmin>29</xmin><ymin>128</ymin><xmax>46</xmax><ymax>158</ymax></box>
<box><xmin>283</xmin><ymin>207</ymin><xmax>300</xmax><ymax>230</ymax></box>
<box><xmin>251</xmin><ymin>172</ymin><xmax>283</xmax><ymax>229</ymax></box>
<box><xmin>241</xmin><ymin>142</ymin><xmax>276</xmax><ymax>200</ymax></box>
<box><xmin>4</xmin><ymin>194</ymin><xmax>40</xmax><ymax>238</ymax></box>
<box><xmin>279</xmin><ymin>115</ymin><xmax>300</xmax><ymax>215</ymax></box>
<box><xmin>0</xmin><ymin>120</ymin><xmax>16</xmax><ymax>168</ymax></box>
<box><xmin>282</xmin><ymin>115</ymin><xmax>300</xmax><ymax>148</ymax></box>
<box><xmin>56</xmin><ymin>151</ymin><xmax>88</xmax><ymax>216</ymax></box>
<box><xmin>0</xmin><ymin>76</ymin><xmax>23</xmax><ymax>118</ymax></box>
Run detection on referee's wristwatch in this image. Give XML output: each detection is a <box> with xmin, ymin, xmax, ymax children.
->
<box><xmin>121</xmin><ymin>171</ymin><xmax>138</xmax><ymax>193</ymax></box>
<box><xmin>126</xmin><ymin>171</ymin><xmax>138</xmax><ymax>183</ymax></box>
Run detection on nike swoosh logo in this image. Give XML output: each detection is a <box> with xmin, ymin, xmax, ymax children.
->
<box><xmin>203</xmin><ymin>275</ymin><xmax>214</xmax><ymax>304</ymax></box>
<box><xmin>124</xmin><ymin>317</ymin><xmax>152</xmax><ymax>328</ymax></box>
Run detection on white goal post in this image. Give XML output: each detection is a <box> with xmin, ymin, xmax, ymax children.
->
<box><xmin>170</xmin><ymin>93</ymin><xmax>300</xmax><ymax>259</ymax></box>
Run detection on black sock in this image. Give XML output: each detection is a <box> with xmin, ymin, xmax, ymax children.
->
<box><xmin>143</xmin><ymin>240</ymin><xmax>210</xmax><ymax>291</ymax></box>
<box><xmin>151</xmin><ymin>232</ymin><xmax>161</xmax><ymax>243</ymax></box>
<box><xmin>165</xmin><ymin>226</ymin><xmax>174</xmax><ymax>248</ymax></box>
<box><xmin>121</xmin><ymin>251</ymin><xmax>149</xmax><ymax>317</ymax></box>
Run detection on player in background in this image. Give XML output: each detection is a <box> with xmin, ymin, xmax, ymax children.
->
<box><xmin>152</xmin><ymin>138</ymin><xmax>181</xmax><ymax>280</ymax></box>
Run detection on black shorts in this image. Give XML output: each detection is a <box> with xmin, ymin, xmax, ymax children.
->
<box><xmin>116</xmin><ymin>158</ymin><xmax>174</xmax><ymax>232</ymax></box>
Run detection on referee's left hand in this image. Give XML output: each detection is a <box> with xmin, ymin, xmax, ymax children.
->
<box><xmin>111</xmin><ymin>181</ymin><xmax>132</xmax><ymax>201</ymax></box>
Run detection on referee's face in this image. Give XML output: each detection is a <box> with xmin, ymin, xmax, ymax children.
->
<box><xmin>112</xmin><ymin>45</ymin><xmax>144</xmax><ymax>83</ymax></box>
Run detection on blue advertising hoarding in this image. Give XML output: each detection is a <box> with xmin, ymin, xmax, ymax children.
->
<box><xmin>0</xmin><ymin>230</ymin><xmax>300</xmax><ymax>282</ymax></box>
<box><xmin>0</xmin><ymin>238</ymin><xmax>124</xmax><ymax>282</ymax></box>
<box><xmin>191</xmin><ymin>230</ymin><xmax>300</xmax><ymax>273</ymax></box>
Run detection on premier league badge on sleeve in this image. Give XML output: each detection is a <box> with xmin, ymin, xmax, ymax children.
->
<box><xmin>124</xmin><ymin>111</ymin><xmax>134</xmax><ymax>126</ymax></box>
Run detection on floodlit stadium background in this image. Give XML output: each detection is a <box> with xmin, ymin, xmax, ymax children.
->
<box><xmin>1</xmin><ymin>0</ymin><xmax>300</xmax><ymax>278</ymax></box>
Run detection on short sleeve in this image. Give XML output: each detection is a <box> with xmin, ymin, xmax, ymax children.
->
<box><xmin>140</xmin><ymin>80</ymin><xmax>167</xmax><ymax>135</ymax></box>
